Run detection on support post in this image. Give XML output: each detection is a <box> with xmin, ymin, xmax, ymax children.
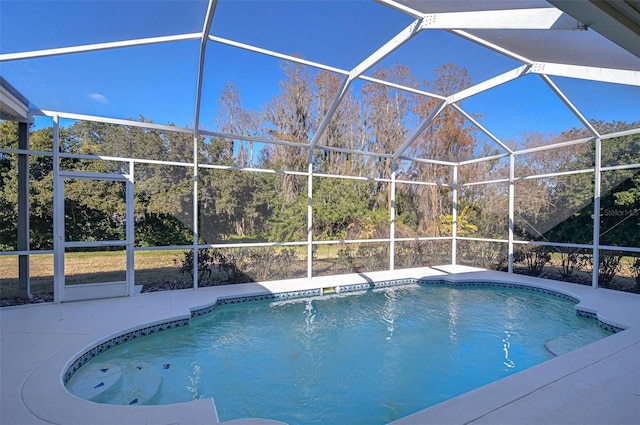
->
<box><xmin>390</xmin><ymin>162</ymin><xmax>396</xmax><ymax>271</ymax></box>
<box><xmin>126</xmin><ymin>161</ymin><xmax>135</xmax><ymax>295</ymax></box>
<box><xmin>17</xmin><ymin>121</ymin><xmax>31</xmax><ymax>299</ymax></box>
<box><xmin>592</xmin><ymin>137</ymin><xmax>602</xmax><ymax>288</ymax></box>
<box><xmin>452</xmin><ymin>165</ymin><xmax>458</xmax><ymax>265</ymax></box>
<box><xmin>508</xmin><ymin>154</ymin><xmax>515</xmax><ymax>274</ymax></box>
<box><xmin>307</xmin><ymin>150</ymin><xmax>314</xmax><ymax>279</ymax></box>
<box><xmin>191</xmin><ymin>0</ymin><xmax>219</xmax><ymax>290</ymax></box>
<box><xmin>53</xmin><ymin>115</ymin><xmax>63</xmax><ymax>303</ymax></box>
<box><xmin>193</xmin><ymin>135</ymin><xmax>199</xmax><ymax>289</ymax></box>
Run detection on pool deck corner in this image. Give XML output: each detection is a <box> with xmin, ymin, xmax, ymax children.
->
<box><xmin>1</xmin><ymin>266</ymin><xmax>639</xmax><ymax>425</ymax></box>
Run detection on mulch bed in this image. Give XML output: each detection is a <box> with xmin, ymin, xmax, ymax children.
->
<box><xmin>140</xmin><ymin>281</ymin><xmax>194</xmax><ymax>292</ymax></box>
<box><xmin>1</xmin><ymin>292</ymin><xmax>54</xmax><ymax>307</ymax></box>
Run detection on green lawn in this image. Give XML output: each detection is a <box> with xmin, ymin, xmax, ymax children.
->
<box><xmin>0</xmin><ymin>250</ymin><xmax>187</xmax><ymax>296</ymax></box>
<box><xmin>5</xmin><ymin>247</ymin><xmax>635</xmax><ymax>299</ymax></box>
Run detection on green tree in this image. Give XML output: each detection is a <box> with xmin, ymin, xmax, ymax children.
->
<box><xmin>0</xmin><ymin>121</ymin><xmax>19</xmax><ymax>250</ymax></box>
<box><xmin>312</xmin><ymin>178</ymin><xmax>379</xmax><ymax>240</ymax></box>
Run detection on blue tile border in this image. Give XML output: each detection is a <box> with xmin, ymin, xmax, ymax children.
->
<box><xmin>64</xmin><ymin>288</ymin><xmax>323</xmax><ymax>385</ymax></box>
<box><xmin>63</xmin><ymin>278</ymin><xmax>625</xmax><ymax>386</ymax></box>
<box><xmin>63</xmin><ymin>317</ymin><xmax>190</xmax><ymax>385</ymax></box>
<box><xmin>337</xmin><ymin>277</ymin><xmax>626</xmax><ymax>333</ymax></box>
<box><xmin>336</xmin><ymin>277</ymin><xmax>580</xmax><ymax>302</ymax></box>
<box><xmin>415</xmin><ymin>279</ymin><xmax>581</xmax><ymax>304</ymax></box>
<box><xmin>190</xmin><ymin>289</ymin><xmax>322</xmax><ymax>317</ymax></box>
<box><xmin>335</xmin><ymin>278</ymin><xmax>414</xmax><ymax>293</ymax></box>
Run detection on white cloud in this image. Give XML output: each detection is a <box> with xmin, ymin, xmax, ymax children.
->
<box><xmin>89</xmin><ymin>93</ymin><xmax>109</xmax><ymax>104</ymax></box>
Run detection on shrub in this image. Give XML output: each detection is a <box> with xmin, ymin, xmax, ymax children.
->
<box><xmin>559</xmin><ymin>249</ymin><xmax>591</xmax><ymax>279</ymax></box>
<box><xmin>631</xmin><ymin>257</ymin><xmax>640</xmax><ymax>292</ymax></box>
<box><xmin>514</xmin><ymin>245</ymin><xmax>551</xmax><ymax>275</ymax></box>
<box><xmin>175</xmin><ymin>248</ymin><xmax>253</xmax><ymax>286</ymax></box>
<box><xmin>597</xmin><ymin>253</ymin><xmax>622</xmax><ymax>287</ymax></box>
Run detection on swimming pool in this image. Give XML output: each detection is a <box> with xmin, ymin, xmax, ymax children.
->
<box><xmin>66</xmin><ymin>280</ymin><xmax>611</xmax><ymax>425</ymax></box>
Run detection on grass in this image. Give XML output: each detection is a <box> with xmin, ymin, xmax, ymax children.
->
<box><xmin>0</xmin><ymin>250</ymin><xmax>187</xmax><ymax>297</ymax></box>
<box><xmin>0</xmin><ymin>250</ymin><xmax>186</xmax><ymax>279</ymax></box>
<box><xmin>3</xmin><ymin>246</ymin><xmax>636</xmax><ymax>299</ymax></box>
<box><xmin>0</xmin><ymin>243</ymin><xmax>363</xmax><ymax>295</ymax></box>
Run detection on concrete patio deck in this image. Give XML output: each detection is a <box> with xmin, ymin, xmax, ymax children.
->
<box><xmin>1</xmin><ymin>267</ymin><xmax>639</xmax><ymax>425</ymax></box>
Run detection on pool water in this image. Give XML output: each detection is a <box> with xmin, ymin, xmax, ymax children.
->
<box><xmin>67</xmin><ymin>284</ymin><xmax>611</xmax><ymax>424</ymax></box>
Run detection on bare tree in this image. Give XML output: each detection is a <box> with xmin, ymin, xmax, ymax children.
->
<box><xmin>215</xmin><ymin>82</ymin><xmax>260</xmax><ymax>167</ymax></box>
<box><xmin>405</xmin><ymin>63</ymin><xmax>476</xmax><ymax>235</ymax></box>
<box><xmin>263</xmin><ymin>60</ymin><xmax>315</xmax><ymax>201</ymax></box>
<box><xmin>314</xmin><ymin>71</ymin><xmax>363</xmax><ymax>176</ymax></box>
<box><xmin>362</xmin><ymin>64</ymin><xmax>418</xmax><ymax>211</ymax></box>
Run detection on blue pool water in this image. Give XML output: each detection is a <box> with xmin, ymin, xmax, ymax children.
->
<box><xmin>67</xmin><ymin>284</ymin><xmax>611</xmax><ymax>424</ymax></box>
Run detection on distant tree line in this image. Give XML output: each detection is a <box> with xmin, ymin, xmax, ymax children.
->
<box><xmin>0</xmin><ymin>62</ymin><xmax>638</xmax><ymax>268</ymax></box>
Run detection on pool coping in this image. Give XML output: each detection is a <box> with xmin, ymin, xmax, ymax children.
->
<box><xmin>2</xmin><ymin>266</ymin><xmax>639</xmax><ymax>424</ymax></box>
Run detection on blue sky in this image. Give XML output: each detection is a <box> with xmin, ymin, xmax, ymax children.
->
<box><xmin>2</xmin><ymin>0</ymin><xmax>639</xmax><ymax>144</ymax></box>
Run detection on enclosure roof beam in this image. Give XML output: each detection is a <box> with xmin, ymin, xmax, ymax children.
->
<box><xmin>349</xmin><ymin>18</ymin><xmax>423</xmax><ymax>80</ymax></box>
<box><xmin>0</xmin><ymin>33</ymin><xmax>201</xmax><ymax>62</ymax></box>
<box><xmin>309</xmin><ymin>77</ymin><xmax>351</xmax><ymax>149</ymax></box>
<box><xmin>419</xmin><ymin>8</ymin><xmax>583</xmax><ymax>30</ymax></box>
<box><xmin>193</xmin><ymin>0</ymin><xmax>218</xmax><ymax>132</ymax></box>
<box><xmin>389</xmin><ymin>68</ymin><xmax>527</xmax><ymax>163</ymax></box>
<box><xmin>359</xmin><ymin>76</ymin><xmax>444</xmax><ymax>99</ymax></box>
<box><xmin>392</xmin><ymin>99</ymin><xmax>447</xmax><ymax>161</ymax></box>
<box><xmin>310</xmin><ymin>16</ymin><xmax>424</xmax><ymax>149</ymax></box>
<box><xmin>0</xmin><ymin>77</ymin><xmax>30</xmax><ymax>122</ymax></box>
<box><xmin>514</xmin><ymin>136</ymin><xmax>596</xmax><ymax>156</ymax></box>
<box><xmin>376</xmin><ymin>1</ymin><xmax>583</xmax><ymax>32</ymax></box>
<box><xmin>539</xmin><ymin>74</ymin><xmax>600</xmax><ymax>138</ymax></box>
<box><xmin>397</xmin><ymin>155</ymin><xmax>456</xmax><ymax>167</ymax></box>
<box><xmin>449</xmin><ymin>29</ymin><xmax>534</xmax><ymax>65</ymax></box>
<box><xmin>209</xmin><ymin>35</ymin><xmax>442</xmax><ymax>99</ymax></box>
<box><xmin>40</xmin><ymin>110</ymin><xmax>193</xmax><ymax>134</ymax></box>
<box><xmin>447</xmin><ymin>65</ymin><xmax>532</xmax><ymax>104</ymax></box>
<box><xmin>599</xmin><ymin>127</ymin><xmax>640</xmax><ymax>140</ymax></box>
<box><xmin>208</xmin><ymin>35</ymin><xmax>348</xmax><ymax>75</ymax></box>
<box><xmin>451</xmin><ymin>104</ymin><xmax>514</xmax><ymax>154</ymax></box>
<box><xmin>315</xmin><ymin>144</ymin><xmax>393</xmax><ymax>159</ymax></box>
<box><xmin>198</xmin><ymin>129</ymin><xmax>308</xmax><ymax>149</ymax></box>
<box><xmin>529</xmin><ymin>62</ymin><xmax>640</xmax><ymax>86</ymax></box>
<box><xmin>458</xmin><ymin>152</ymin><xmax>511</xmax><ymax>166</ymax></box>
<box><xmin>374</xmin><ymin>0</ymin><xmax>423</xmax><ymax>19</ymax></box>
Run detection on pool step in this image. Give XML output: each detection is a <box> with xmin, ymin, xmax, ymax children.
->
<box><xmin>545</xmin><ymin>329</ymin><xmax>604</xmax><ymax>357</ymax></box>
<box><xmin>96</xmin><ymin>362</ymin><xmax>163</xmax><ymax>405</ymax></box>
<box><xmin>66</xmin><ymin>363</ymin><xmax>123</xmax><ymax>402</ymax></box>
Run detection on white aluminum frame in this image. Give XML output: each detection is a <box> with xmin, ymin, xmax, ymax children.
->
<box><xmin>1</xmin><ymin>0</ymin><xmax>639</xmax><ymax>302</ymax></box>
<box><xmin>53</xmin><ymin>146</ymin><xmax>135</xmax><ymax>302</ymax></box>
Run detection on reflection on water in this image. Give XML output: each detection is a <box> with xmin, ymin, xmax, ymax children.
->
<box><xmin>381</xmin><ymin>290</ymin><xmax>397</xmax><ymax>340</ymax></box>
<box><xmin>446</xmin><ymin>289</ymin><xmax>461</xmax><ymax>343</ymax></box>
<box><xmin>303</xmin><ymin>299</ymin><xmax>316</xmax><ymax>336</ymax></box>
<box><xmin>503</xmin><ymin>330</ymin><xmax>516</xmax><ymax>369</ymax></box>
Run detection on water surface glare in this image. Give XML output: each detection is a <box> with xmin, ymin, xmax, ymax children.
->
<box><xmin>67</xmin><ymin>284</ymin><xmax>611</xmax><ymax>424</ymax></box>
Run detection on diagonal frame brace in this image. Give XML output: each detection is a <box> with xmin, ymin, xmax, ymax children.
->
<box><xmin>539</xmin><ymin>74</ymin><xmax>600</xmax><ymax>137</ymax></box>
<box><xmin>392</xmin><ymin>64</ymin><xmax>535</xmax><ymax>161</ymax></box>
<box><xmin>392</xmin><ymin>99</ymin><xmax>447</xmax><ymax>161</ymax></box>
<box><xmin>447</xmin><ymin>65</ymin><xmax>532</xmax><ymax>104</ymax></box>
<box><xmin>349</xmin><ymin>18</ymin><xmax>423</xmax><ymax>81</ymax></box>
<box><xmin>452</xmin><ymin>104</ymin><xmax>514</xmax><ymax>154</ymax></box>
<box><xmin>311</xmin><ymin>16</ymin><xmax>424</xmax><ymax>149</ymax></box>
